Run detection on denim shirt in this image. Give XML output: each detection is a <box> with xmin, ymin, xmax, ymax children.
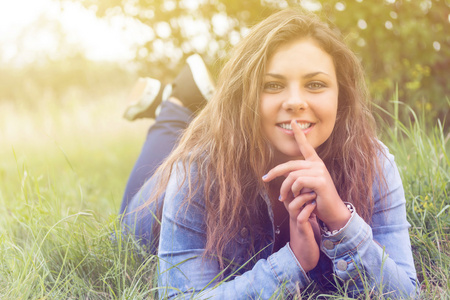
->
<box><xmin>122</xmin><ymin>144</ymin><xmax>419</xmax><ymax>299</ymax></box>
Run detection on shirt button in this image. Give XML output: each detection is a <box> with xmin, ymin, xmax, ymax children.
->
<box><xmin>323</xmin><ymin>240</ymin><xmax>334</xmax><ymax>250</ymax></box>
<box><xmin>337</xmin><ymin>260</ymin><xmax>348</xmax><ymax>271</ymax></box>
<box><xmin>240</xmin><ymin>227</ymin><xmax>249</xmax><ymax>238</ymax></box>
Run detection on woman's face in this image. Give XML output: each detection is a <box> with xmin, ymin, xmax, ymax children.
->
<box><xmin>260</xmin><ymin>38</ymin><xmax>339</xmax><ymax>161</ymax></box>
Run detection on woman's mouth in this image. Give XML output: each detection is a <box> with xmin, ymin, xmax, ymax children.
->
<box><xmin>277</xmin><ymin>122</ymin><xmax>312</xmax><ymax>130</ymax></box>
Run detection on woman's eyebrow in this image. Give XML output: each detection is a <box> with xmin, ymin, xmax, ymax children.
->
<box><xmin>265</xmin><ymin>71</ymin><xmax>331</xmax><ymax>79</ymax></box>
<box><xmin>304</xmin><ymin>71</ymin><xmax>331</xmax><ymax>78</ymax></box>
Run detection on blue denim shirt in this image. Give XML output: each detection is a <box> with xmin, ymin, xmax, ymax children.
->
<box><xmin>123</xmin><ymin>144</ymin><xmax>419</xmax><ymax>299</ymax></box>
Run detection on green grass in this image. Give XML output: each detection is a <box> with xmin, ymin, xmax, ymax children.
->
<box><xmin>0</xmin><ymin>93</ymin><xmax>448</xmax><ymax>299</ymax></box>
<box><xmin>376</xmin><ymin>101</ymin><xmax>450</xmax><ymax>299</ymax></box>
<box><xmin>0</xmin><ymin>93</ymin><xmax>158</xmax><ymax>299</ymax></box>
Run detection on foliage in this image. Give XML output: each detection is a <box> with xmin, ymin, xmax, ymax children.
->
<box><xmin>0</xmin><ymin>95</ymin><xmax>156</xmax><ymax>298</ymax></box>
<box><xmin>0</xmin><ymin>88</ymin><xmax>449</xmax><ymax>298</ymax></box>
<box><xmin>0</xmin><ymin>53</ymin><xmax>135</xmax><ymax>107</ymax></box>
<box><xmin>376</xmin><ymin>101</ymin><xmax>450</xmax><ymax>298</ymax></box>
<box><xmin>74</xmin><ymin>0</ymin><xmax>450</xmax><ymax>127</ymax></box>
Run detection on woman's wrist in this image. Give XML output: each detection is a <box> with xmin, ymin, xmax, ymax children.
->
<box><xmin>322</xmin><ymin>202</ymin><xmax>354</xmax><ymax>233</ymax></box>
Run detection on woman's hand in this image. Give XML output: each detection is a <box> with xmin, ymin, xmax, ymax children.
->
<box><xmin>263</xmin><ymin>120</ymin><xmax>351</xmax><ymax>232</ymax></box>
<box><xmin>286</xmin><ymin>195</ymin><xmax>320</xmax><ymax>272</ymax></box>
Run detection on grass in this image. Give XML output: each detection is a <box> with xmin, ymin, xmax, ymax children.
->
<box><xmin>0</xmin><ymin>93</ymin><xmax>157</xmax><ymax>299</ymax></box>
<box><xmin>376</xmin><ymin>101</ymin><xmax>450</xmax><ymax>299</ymax></box>
<box><xmin>0</xmin><ymin>92</ymin><xmax>448</xmax><ymax>299</ymax></box>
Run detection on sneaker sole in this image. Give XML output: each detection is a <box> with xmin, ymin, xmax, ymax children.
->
<box><xmin>186</xmin><ymin>54</ymin><xmax>215</xmax><ymax>102</ymax></box>
<box><xmin>123</xmin><ymin>78</ymin><xmax>161</xmax><ymax>120</ymax></box>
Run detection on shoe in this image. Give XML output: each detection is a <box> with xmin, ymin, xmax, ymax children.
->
<box><xmin>170</xmin><ymin>54</ymin><xmax>215</xmax><ymax>113</ymax></box>
<box><xmin>123</xmin><ymin>77</ymin><xmax>164</xmax><ymax>120</ymax></box>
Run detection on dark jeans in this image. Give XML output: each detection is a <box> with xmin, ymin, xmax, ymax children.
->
<box><xmin>120</xmin><ymin>101</ymin><xmax>193</xmax><ymax>214</ymax></box>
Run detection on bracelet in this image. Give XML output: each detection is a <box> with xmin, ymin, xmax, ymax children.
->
<box><xmin>320</xmin><ymin>202</ymin><xmax>355</xmax><ymax>237</ymax></box>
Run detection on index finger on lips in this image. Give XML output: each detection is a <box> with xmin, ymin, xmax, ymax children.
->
<box><xmin>291</xmin><ymin>120</ymin><xmax>320</xmax><ymax>161</ymax></box>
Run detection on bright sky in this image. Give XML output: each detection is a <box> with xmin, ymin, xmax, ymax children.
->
<box><xmin>0</xmin><ymin>0</ymin><xmax>151</xmax><ymax>65</ymax></box>
<box><xmin>0</xmin><ymin>0</ymin><xmax>330</xmax><ymax>66</ymax></box>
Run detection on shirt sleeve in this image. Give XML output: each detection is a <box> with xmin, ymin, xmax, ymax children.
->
<box><xmin>157</xmin><ymin>163</ymin><xmax>310</xmax><ymax>299</ymax></box>
<box><xmin>320</xmin><ymin>146</ymin><xmax>419</xmax><ymax>298</ymax></box>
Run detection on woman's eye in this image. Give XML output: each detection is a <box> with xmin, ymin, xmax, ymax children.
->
<box><xmin>263</xmin><ymin>82</ymin><xmax>283</xmax><ymax>91</ymax></box>
<box><xmin>307</xmin><ymin>81</ymin><xmax>326</xmax><ymax>90</ymax></box>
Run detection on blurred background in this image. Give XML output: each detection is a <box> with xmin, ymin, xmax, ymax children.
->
<box><xmin>0</xmin><ymin>0</ymin><xmax>449</xmax><ymax>195</ymax></box>
<box><xmin>1</xmin><ymin>0</ymin><xmax>449</xmax><ymax>129</ymax></box>
<box><xmin>0</xmin><ymin>2</ymin><xmax>448</xmax><ymax>296</ymax></box>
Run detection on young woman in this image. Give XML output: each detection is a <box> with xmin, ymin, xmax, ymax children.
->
<box><xmin>121</xmin><ymin>8</ymin><xmax>419</xmax><ymax>299</ymax></box>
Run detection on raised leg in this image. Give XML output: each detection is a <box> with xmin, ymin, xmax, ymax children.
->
<box><xmin>119</xmin><ymin>54</ymin><xmax>215</xmax><ymax>214</ymax></box>
<box><xmin>120</xmin><ymin>101</ymin><xmax>193</xmax><ymax>214</ymax></box>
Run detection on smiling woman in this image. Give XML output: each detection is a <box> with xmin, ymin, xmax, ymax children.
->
<box><xmin>119</xmin><ymin>8</ymin><xmax>419</xmax><ymax>299</ymax></box>
<box><xmin>260</xmin><ymin>38</ymin><xmax>338</xmax><ymax>160</ymax></box>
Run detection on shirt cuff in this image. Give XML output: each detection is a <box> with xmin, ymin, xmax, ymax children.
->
<box><xmin>320</xmin><ymin>212</ymin><xmax>372</xmax><ymax>281</ymax></box>
<box><xmin>267</xmin><ymin>243</ymin><xmax>311</xmax><ymax>296</ymax></box>
<box><xmin>320</xmin><ymin>202</ymin><xmax>355</xmax><ymax>237</ymax></box>
<box><xmin>320</xmin><ymin>211</ymin><xmax>372</xmax><ymax>259</ymax></box>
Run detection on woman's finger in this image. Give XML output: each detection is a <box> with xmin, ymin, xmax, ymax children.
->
<box><xmin>278</xmin><ymin>169</ymin><xmax>316</xmax><ymax>200</ymax></box>
<box><xmin>296</xmin><ymin>200</ymin><xmax>317</xmax><ymax>226</ymax></box>
<box><xmin>290</xmin><ymin>176</ymin><xmax>325</xmax><ymax>199</ymax></box>
<box><xmin>262</xmin><ymin>160</ymin><xmax>312</xmax><ymax>182</ymax></box>
<box><xmin>285</xmin><ymin>192</ymin><xmax>317</xmax><ymax>217</ymax></box>
<box><xmin>278</xmin><ymin>173</ymin><xmax>297</xmax><ymax>201</ymax></box>
<box><xmin>291</xmin><ymin>120</ymin><xmax>321</xmax><ymax>162</ymax></box>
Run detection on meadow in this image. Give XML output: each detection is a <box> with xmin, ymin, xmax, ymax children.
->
<box><xmin>0</xmin><ymin>90</ymin><xmax>448</xmax><ymax>299</ymax></box>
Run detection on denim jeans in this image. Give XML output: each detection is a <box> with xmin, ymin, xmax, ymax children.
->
<box><xmin>121</xmin><ymin>102</ymin><xmax>419</xmax><ymax>299</ymax></box>
<box><xmin>120</xmin><ymin>101</ymin><xmax>193</xmax><ymax>214</ymax></box>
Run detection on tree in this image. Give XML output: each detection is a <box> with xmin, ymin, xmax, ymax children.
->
<box><xmin>74</xmin><ymin>0</ymin><xmax>450</xmax><ymax>126</ymax></box>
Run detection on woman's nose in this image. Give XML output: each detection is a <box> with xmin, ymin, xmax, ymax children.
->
<box><xmin>282</xmin><ymin>87</ymin><xmax>308</xmax><ymax>112</ymax></box>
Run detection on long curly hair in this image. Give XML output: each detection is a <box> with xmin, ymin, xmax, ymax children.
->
<box><xmin>143</xmin><ymin>8</ymin><xmax>386</xmax><ymax>269</ymax></box>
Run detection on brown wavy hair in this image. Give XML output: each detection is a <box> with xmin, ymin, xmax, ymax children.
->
<box><xmin>143</xmin><ymin>8</ymin><xmax>386</xmax><ymax>269</ymax></box>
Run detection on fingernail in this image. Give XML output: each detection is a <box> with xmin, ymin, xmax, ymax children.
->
<box><xmin>293</xmin><ymin>193</ymin><xmax>296</xmax><ymax>198</ymax></box>
<box><xmin>310</xmin><ymin>191</ymin><xmax>315</xmax><ymax>195</ymax></box>
<box><xmin>278</xmin><ymin>195</ymin><xmax>282</xmax><ymax>201</ymax></box>
<box><xmin>262</xmin><ymin>174</ymin><xmax>268</xmax><ymax>180</ymax></box>
<box><xmin>311</xmin><ymin>200</ymin><xmax>316</xmax><ymax>205</ymax></box>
